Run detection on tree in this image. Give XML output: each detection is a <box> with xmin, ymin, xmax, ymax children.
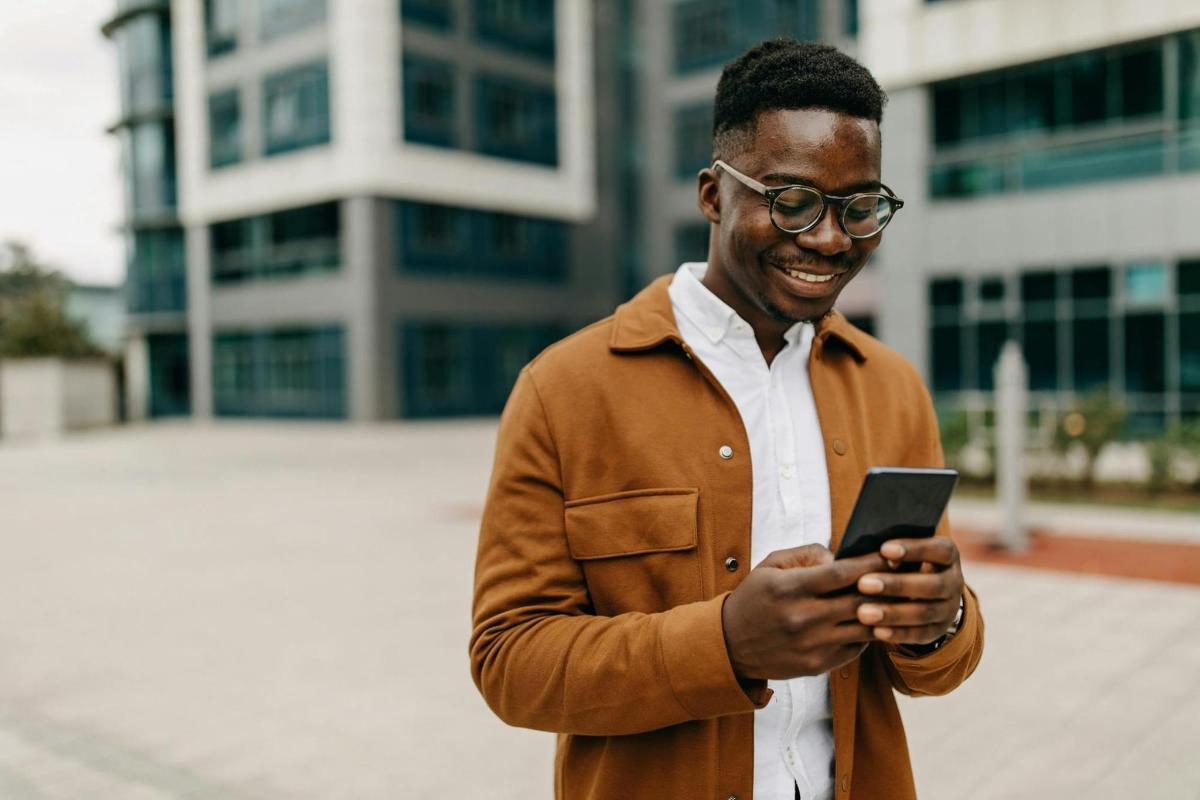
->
<box><xmin>0</xmin><ymin>241</ymin><xmax>101</xmax><ymax>359</ymax></box>
<box><xmin>1053</xmin><ymin>390</ymin><xmax>1127</xmax><ymax>491</ymax></box>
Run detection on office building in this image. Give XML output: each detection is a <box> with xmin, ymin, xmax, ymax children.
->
<box><xmin>862</xmin><ymin>0</ymin><xmax>1200</xmax><ymax>432</ymax></box>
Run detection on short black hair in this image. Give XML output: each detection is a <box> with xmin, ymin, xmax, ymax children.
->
<box><xmin>712</xmin><ymin>39</ymin><xmax>886</xmax><ymax>160</ymax></box>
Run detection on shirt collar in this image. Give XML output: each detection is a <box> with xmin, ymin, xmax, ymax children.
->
<box><xmin>669</xmin><ymin>262</ymin><xmax>812</xmax><ymax>348</ymax></box>
<box><xmin>610</xmin><ymin>268</ymin><xmax>869</xmax><ymax>363</ymax></box>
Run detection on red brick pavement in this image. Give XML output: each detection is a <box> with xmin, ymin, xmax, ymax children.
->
<box><xmin>955</xmin><ymin>527</ymin><xmax>1200</xmax><ymax>587</ymax></box>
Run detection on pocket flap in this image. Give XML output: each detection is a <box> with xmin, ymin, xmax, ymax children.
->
<box><xmin>564</xmin><ymin>488</ymin><xmax>699</xmax><ymax>560</ymax></box>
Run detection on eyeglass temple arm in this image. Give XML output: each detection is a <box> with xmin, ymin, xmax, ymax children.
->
<box><xmin>712</xmin><ymin>159</ymin><xmax>769</xmax><ymax>196</ymax></box>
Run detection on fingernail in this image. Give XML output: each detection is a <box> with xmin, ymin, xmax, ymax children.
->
<box><xmin>874</xmin><ymin>627</ymin><xmax>893</xmax><ymax>640</ymax></box>
<box><xmin>859</xmin><ymin>576</ymin><xmax>884</xmax><ymax>593</ymax></box>
<box><xmin>881</xmin><ymin>542</ymin><xmax>905</xmax><ymax>559</ymax></box>
<box><xmin>858</xmin><ymin>605</ymin><xmax>883</xmax><ymax>624</ymax></box>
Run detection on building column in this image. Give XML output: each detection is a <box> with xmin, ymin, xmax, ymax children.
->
<box><xmin>345</xmin><ymin>196</ymin><xmax>382</xmax><ymax>421</ymax></box>
<box><xmin>185</xmin><ymin>223</ymin><xmax>213</xmax><ymax>419</ymax></box>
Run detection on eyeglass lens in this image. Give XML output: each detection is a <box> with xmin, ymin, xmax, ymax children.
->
<box><xmin>771</xmin><ymin>187</ymin><xmax>894</xmax><ymax>237</ymax></box>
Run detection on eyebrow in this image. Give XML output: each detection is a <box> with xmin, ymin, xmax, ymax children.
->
<box><xmin>761</xmin><ymin>172</ymin><xmax>882</xmax><ymax>195</ymax></box>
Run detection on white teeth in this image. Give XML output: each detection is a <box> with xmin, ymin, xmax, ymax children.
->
<box><xmin>783</xmin><ymin>268</ymin><xmax>835</xmax><ymax>283</ymax></box>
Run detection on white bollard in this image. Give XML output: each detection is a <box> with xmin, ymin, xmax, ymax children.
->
<box><xmin>994</xmin><ymin>341</ymin><xmax>1029</xmax><ymax>552</ymax></box>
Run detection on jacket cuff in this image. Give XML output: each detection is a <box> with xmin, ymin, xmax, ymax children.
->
<box><xmin>888</xmin><ymin>584</ymin><xmax>980</xmax><ymax>671</ymax></box>
<box><xmin>658</xmin><ymin>592</ymin><xmax>772</xmax><ymax>719</ymax></box>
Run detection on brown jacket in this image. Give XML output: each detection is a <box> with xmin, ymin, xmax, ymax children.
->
<box><xmin>471</xmin><ymin>275</ymin><xmax>984</xmax><ymax>799</ymax></box>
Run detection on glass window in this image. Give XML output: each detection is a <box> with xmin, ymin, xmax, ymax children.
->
<box><xmin>674</xmin><ymin>103</ymin><xmax>713</xmax><ymax>179</ymax></box>
<box><xmin>205</xmin><ymin>0</ymin><xmax>238</xmax><ymax>57</ymax></box>
<box><xmin>214</xmin><ymin>326</ymin><xmax>346</xmax><ymax>418</ymax></box>
<box><xmin>979</xmin><ymin>277</ymin><xmax>1005</xmax><ymax>303</ymax></box>
<box><xmin>263</xmin><ymin>62</ymin><xmax>331</xmax><ymax>156</ymax></box>
<box><xmin>1177</xmin><ymin>259</ymin><xmax>1200</xmax><ymax>296</ymax></box>
<box><xmin>401</xmin><ymin>321</ymin><xmax>566</xmax><ymax>417</ymax></box>
<box><xmin>1018</xmin><ymin>63</ymin><xmax>1057</xmax><ymax>132</ymax></box>
<box><xmin>128</xmin><ymin>229</ymin><xmax>186</xmax><ymax>314</ymax></box>
<box><xmin>1124</xmin><ymin>261</ymin><xmax>1167</xmax><ymax>305</ymax></box>
<box><xmin>930</xmin><ymin>277</ymin><xmax>964</xmax><ymax>308</ymax></box>
<box><xmin>208</xmin><ymin>89</ymin><xmax>241</xmax><ymax>169</ymax></box>
<box><xmin>473</xmin><ymin>0</ymin><xmax>555</xmax><ymax>61</ymax></box>
<box><xmin>1178</xmin><ymin>30</ymin><xmax>1200</xmax><ymax>123</ymax></box>
<box><xmin>976</xmin><ymin>75</ymin><xmax>1011</xmax><ymax>139</ymax></box>
<box><xmin>402</xmin><ymin>323</ymin><xmax>473</xmax><ymax>416</ymax></box>
<box><xmin>932</xmin><ymin>83</ymin><xmax>961</xmax><ymax>145</ymax></box>
<box><xmin>394</xmin><ymin>201</ymin><xmax>566</xmax><ymax>281</ymax></box>
<box><xmin>401</xmin><ymin>0</ymin><xmax>453</xmax><ymax>29</ymax></box>
<box><xmin>673</xmin><ymin>0</ymin><xmax>738</xmax><ymax>72</ymax></box>
<box><xmin>116</xmin><ymin>14</ymin><xmax>172</xmax><ymax>116</ymax></box>
<box><xmin>1072</xmin><ymin>317</ymin><xmax>1110</xmax><ymax>391</ymax></box>
<box><xmin>1020</xmin><ymin>133</ymin><xmax>1166</xmax><ymax>190</ymax></box>
<box><xmin>930</xmin><ymin>324</ymin><xmax>963</xmax><ymax>392</ymax></box>
<box><xmin>1063</xmin><ymin>51</ymin><xmax>1108</xmax><ymax>126</ymax></box>
<box><xmin>147</xmin><ymin>332</ymin><xmax>191</xmax><ymax>417</ymax></box>
<box><xmin>975</xmin><ymin>320</ymin><xmax>1008</xmax><ymax>390</ymax></box>
<box><xmin>122</xmin><ymin>121</ymin><xmax>177</xmax><ymax>219</ymax></box>
<box><xmin>260</xmin><ymin>0</ymin><xmax>326</xmax><ymax>40</ymax></box>
<box><xmin>842</xmin><ymin>0</ymin><xmax>858</xmax><ymax>37</ymax></box>
<box><xmin>211</xmin><ymin>201</ymin><xmax>340</xmax><ymax>283</ymax></box>
<box><xmin>475</xmin><ymin>75</ymin><xmax>557</xmax><ymax>166</ymax></box>
<box><xmin>1181</xmin><ymin>312</ymin><xmax>1200</xmax><ymax>392</ymax></box>
<box><xmin>1124</xmin><ymin>313</ymin><xmax>1165</xmax><ymax>393</ymax></box>
<box><xmin>774</xmin><ymin>0</ymin><xmax>819</xmax><ymax>41</ymax></box>
<box><xmin>1021</xmin><ymin>319</ymin><xmax>1058</xmax><ymax>390</ymax></box>
<box><xmin>1070</xmin><ymin>266</ymin><xmax>1112</xmax><ymax>319</ymax></box>
<box><xmin>1021</xmin><ymin>271</ymin><xmax>1057</xmax><ymax>303</ymax></box>
<box><xmin>403</xmin><ymin>56</ymin><xmax>457</xmax><ymax>148</ymax></box>
<box><xmin>1118</xmin><ymin>44</ymin><xmax>1164</xmax><ymax>119</ymax></box>
<box><xmin>928</xmin><ymin>159</ymin><xmax>1008</xmax><ymax>198</ymax></box>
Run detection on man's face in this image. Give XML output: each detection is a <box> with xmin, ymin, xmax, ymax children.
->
<box><xmin>698</xmin><ymin>107</ymin><xmax>883</xmax><ymax>327</ymax></box>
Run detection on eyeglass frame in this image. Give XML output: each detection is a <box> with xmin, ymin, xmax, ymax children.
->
<box><xmin>711</xmin><ymin>159</ymin><xmax>905</xmax><ymax>240</ymax></box>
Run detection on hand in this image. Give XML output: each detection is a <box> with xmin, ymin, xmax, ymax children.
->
<box><xmin>721</xmin><ymin>544</ymin><xmax>888</xmax><ymax>681</ymax></box>
<box><xmin>855</xmin><ymin>537</ymin><xmax>964</xmax><ymax>647</ymax></box>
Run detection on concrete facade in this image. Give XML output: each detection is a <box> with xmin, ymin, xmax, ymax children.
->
<box><xmin>0</xmin><ymin>359</ymin><xmax>119</xmax><ymax>440</ymax></box>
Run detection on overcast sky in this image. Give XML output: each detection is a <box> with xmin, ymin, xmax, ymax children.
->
<box><xmin>0</xmin><ymin>2</ymin><xmax>123</xmax><ymax>286</ymax></box>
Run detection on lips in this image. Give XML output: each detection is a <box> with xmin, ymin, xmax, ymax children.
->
<box><xmin>770</xmin><ymin>263</ymin><xmax>846</xmax><ymax>296</ymax></box>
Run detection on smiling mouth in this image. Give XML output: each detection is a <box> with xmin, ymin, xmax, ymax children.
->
<box><xmin>774</xmin><ymin>264</ymin><xmax>843</xmax><ymax>284</ymax></box>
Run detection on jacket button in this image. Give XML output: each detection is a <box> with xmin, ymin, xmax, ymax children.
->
<box><xmin>724</xmin><ymin>556</ymin><xmax>739</xmax><ymax>572</ymax></box>
<box><xmin>841</xmin><ymin>773</ymin><xmax>850</xmax><ymax>792</ymax></box>
<box><xmin>719</xmin><ymin>445</ymin><xmax>734</xmax><ymax>459</ymax></box>
<box><xmin>839</xmin><ymin>665</ymin><xmax>851</xmax><ymax>679</ymax></box>
<box><xmin>832</xmin><ymin>439</ymin><xmax>847</xmax><ymax>456</ymax></box>
<box><xmin>727</xmin><ymin>796</ymin><xmax>738</xmax><ymax>800</ymax></box>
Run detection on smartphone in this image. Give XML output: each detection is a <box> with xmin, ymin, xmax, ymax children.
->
<box><xmin>834</xmin><ymin>466</ymin><xmax>958</xmax><ymax>571</ymax></box>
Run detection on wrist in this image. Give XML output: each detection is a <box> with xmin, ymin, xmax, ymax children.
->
<box><xmin>896</xmin><ymin>593</ymin><xmax>964</xmax><ymax>657</ymax></box>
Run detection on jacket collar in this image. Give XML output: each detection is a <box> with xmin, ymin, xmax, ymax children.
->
<box><xmin>609</xmin><ymin>272</ymin><xmax>868</xmax><ymax>362</ymax></box>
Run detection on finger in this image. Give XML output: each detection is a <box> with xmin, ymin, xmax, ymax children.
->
<box><xmin>880</xmin><ymin>537</ymin><xmax>958</xmax><ymax>568</ymax></box>
<box><xmin>871</xmin><ymin>622</ymin><xmax>950</xmax><ymax>646</ymax></box>
<box><xmin>857</xmin><ymin>570</ymin><xmax>958</xmax><ymax>601</ymax></box>
<box><xmin>789</xmin><ymin>552</ymin><xmax>888</xmax><ymax>596</ymax></box>
<box><xmin>856</xmin><ymin>598</ymin><xmax>957</xmax><ymax>628</ymax></box>
<box><xmin>824</xmin><ymin>622</ymin><xmax>877</xmax><ymax>646</ymax></box>
<box><xmin>813</xmin><ymin>591</ymin><xmax>876</xmax><ymax>625</ymax></box>
<box><xmin>759</xmin><ymin>543</ymin><xmax>833</xmax><ymax>570</ymax></box>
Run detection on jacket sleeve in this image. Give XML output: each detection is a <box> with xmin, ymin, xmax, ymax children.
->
<box><xmin>469</xmin><ymin>367</ymin><xmax>769</xmax><ymax>736</ymax></box>
<box><xmin>881</xmin><ymin>384</ymin><xmax>985</xmax><ymax>697</ymax></box>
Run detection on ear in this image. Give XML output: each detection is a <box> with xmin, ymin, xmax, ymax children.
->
<box><xmin>697</xmin><ymin>166</ymin><xmax>721</xmax><ymax>224</ymax></box>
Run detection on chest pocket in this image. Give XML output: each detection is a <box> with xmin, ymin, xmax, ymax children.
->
<box><xmin>564</xmin><ymin>488</ymin><xmax>703</xmax><ymax>617</ymax></box>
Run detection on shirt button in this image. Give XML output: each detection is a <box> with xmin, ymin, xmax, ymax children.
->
<box><xmin>724</xmin><ymin>556</ymin><xmax>739</xmax><ymax>572</ymax></box>
<box><xmin>718</xmin><ymin>445</ymin><xmax>734</xmax><ymax>459</ymax></box>
<box><xmin>781</xmin><ymin>464</ymin><xmax>795</xmax><ymax>479</ymax></box>
<box><xmin>832</xmin><ymin>439</ymin><xmax>847</xmax><ymax>456</ymax></box>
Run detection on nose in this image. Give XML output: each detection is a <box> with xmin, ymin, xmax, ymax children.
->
<box><xmin>796</xmin><ymin>206</ymin><xmax>852</xmax><ymax>256</ymax></box>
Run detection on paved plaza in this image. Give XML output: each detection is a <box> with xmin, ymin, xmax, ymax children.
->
<box><xmin>0</xmin><ymin>421</ymin><xmax>1197</xmax><ymax>799</ymax></box>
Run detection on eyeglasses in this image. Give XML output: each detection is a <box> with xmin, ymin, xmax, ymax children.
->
<box><xmin>712</xmin><ymin>159</ymin><xmax>904</xmax><ymax>240</ymax></box>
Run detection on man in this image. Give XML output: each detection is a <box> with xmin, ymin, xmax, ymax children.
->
<box><xmin>471</xmin><ymin>40</ymin><xmax>983</xmax><ymax>800</ymax></box>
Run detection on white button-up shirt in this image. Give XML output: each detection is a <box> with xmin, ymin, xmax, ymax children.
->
<box><xmin>669</xmin><ymin>262</ymin><xmax>834</xmax><ymax>800</ymax></box>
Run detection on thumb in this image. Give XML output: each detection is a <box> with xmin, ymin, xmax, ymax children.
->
<box><xmin>759</xmin><ymin>543</ymin><xmax>833</xmax><ymax>570</ymax></box>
